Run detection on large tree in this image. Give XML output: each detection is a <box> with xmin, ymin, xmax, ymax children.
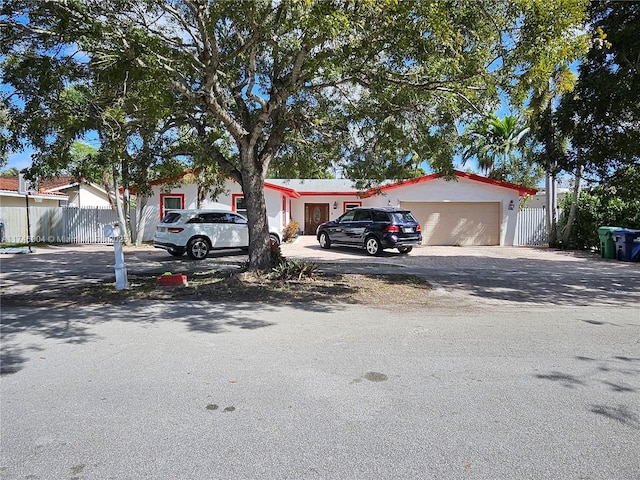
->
<box><xmin>1</xmin><ymin>0</ymin><xmax>590</xmax><ymax>270</ymax></box>
<box><xmin>558</xmin><ymin>1</ymin><xmax>640</xmax><ymax>178</ymax></box>
<box><xmin>554</xmin><ymin>1</ymin><xmax>640</xmax><ymax>246</ymax></box>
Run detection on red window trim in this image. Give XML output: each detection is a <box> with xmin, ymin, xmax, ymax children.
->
<box><xmin>343</xmin><ymin>200</ymin><xmax>362</xmax><ymax>213</ymax></box>
<box><xmin>231</xmin><ymin>193</ymin><xmax>244</xmax><ymax>213</ymax></box>
<box><xmin>160</xmin><ymin>193</ymin><xmax>185</xmax><ymax>220</ymax></box>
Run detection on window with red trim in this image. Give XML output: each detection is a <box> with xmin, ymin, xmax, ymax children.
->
<box><xmin>344</xmin><ymin>201</ymin><xmax>361</xmax><ymax>212</ymax></box>
<box><xmin>232</xmin><ymin>194</ymin><xmax>247</xmax><ymax>216</ymax></box>
<box><xmin>160</xmin><ymin>193</ymin><xmax>184</xmax><ymax>219</ymax></box>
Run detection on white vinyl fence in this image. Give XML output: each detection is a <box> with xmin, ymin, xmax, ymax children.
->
<box><xmin>515</xmin><ymin>207</ymin><xmax>561</xmax><ymax>246</ymax></box>
<box><xmin>0</xmin><ymin>206</ymin><xmax>121</xmax><ymax>244</ymax></box>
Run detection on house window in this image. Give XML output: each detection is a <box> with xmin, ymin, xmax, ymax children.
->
<box><xmin>232</xmin><ymin>194</ymin><xmax>247</xmax><ymax>216</ymax></box>
<box><xmin>344</xmin><ymin>202</ymin><xmax>361</xmax><ymax>211</ymax></box>
<box><xmin>160</xmin><ymin>193</ymin><xmax>184</xmax><ymax>219</ymax></box>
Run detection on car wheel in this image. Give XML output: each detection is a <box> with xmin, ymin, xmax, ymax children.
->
<box><xmin>269</xmin><ymin>233</ymin><xmax>280</xmax><ymax>247</ymax></box>
<box><xmin>187</xmin><ymin>237</ymin><xmax>210</xmax><ymax>260</ymax></box>
<box><xmin>168</xmin><ymin>248</ymin><xmax>185</xmax><ymax>257</ymax></box>
<box><xmin>318</xmin><ymin>231</ymin><xmax>331</xmax><ymax>249</ymax></box>
<box><xmin>397</xmin><ymin>246</ymin><xmax>413</xmax><ymax>254</ymax></box>
<box><xmin>365</xmin><ymin>236</ymin><xmax>382</xmax><ymax>256</ymax></box>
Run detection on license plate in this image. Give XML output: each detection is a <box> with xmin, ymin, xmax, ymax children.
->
<box><xmin>402</xmin><ymin>227</ymin><xmax>414</xmax><ymax>233</ymax></box>
<box><xmin>157</xmin><ymin>227</ymin><xmax>166</xmax><ymax>232</ymax></box>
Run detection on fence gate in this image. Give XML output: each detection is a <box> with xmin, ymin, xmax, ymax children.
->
<box><xmin>516</xmin><ymin>208</ymin><xmax>562</xmax><ymax>246</ymax></box>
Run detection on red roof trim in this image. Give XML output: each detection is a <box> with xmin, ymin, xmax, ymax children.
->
<box><xmin>363</xmin><ymin>170</ymin><xmax>537</xmax><ymax>197</ymax></box>
<box><xmin>264</xmin><ymin>182</ymin><xmax>301</xmax><ymax>198</ymax></box>
<box><xmin>137</xmin><ymin>169</ymin><xmax>538</xmax><ymax>198</ymax></box>
<box><xmin>297</xmin><ymin>191</ymin><xmax>361</xmax><ymax>197</ymax></box>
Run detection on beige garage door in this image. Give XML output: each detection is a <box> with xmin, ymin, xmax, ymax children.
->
<box><xmin>401</xmin><ymin>202</ymin><xmax>501</xmax><ymax>246</ymax></box>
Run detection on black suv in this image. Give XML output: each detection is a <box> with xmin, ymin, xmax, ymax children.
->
<box><xmin>315</xmin><ymin>207</ymin><xmax>422</xmax><ymax>256</ymax></box>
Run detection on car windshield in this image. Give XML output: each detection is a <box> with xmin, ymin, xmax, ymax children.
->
<box><xmin>390</xmin><ymin>211</ymin><xmax>417</xmax><ymax>223</ymax></box>
<box><xmin>161</xmin><ymin>212</ymin><xmax>182</xmax><ymax>223</ymax></box>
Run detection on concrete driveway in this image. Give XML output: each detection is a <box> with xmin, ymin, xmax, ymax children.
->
<box><xmin>281</xmin><ymin>236</ymin><xmax>640</xmax><ymax>307</ymax></box>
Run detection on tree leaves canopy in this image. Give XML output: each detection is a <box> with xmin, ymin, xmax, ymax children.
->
<box><xmin>557</xmin><ymin>0</ymin><xmax>640</xmax><ymax>181</ymax></box>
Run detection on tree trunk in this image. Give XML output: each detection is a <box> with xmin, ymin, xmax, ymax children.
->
<box><xmin>134</xmin><ymin>195</ymin><xmax>149</xmax><ymax>246</ymax></box>
<box><xmin>545</xmin><ymin>170</ymin><xmax>559</xmax><ymax>247</ymax></box>
<box><xmin>560</xmin><ymin>165</ymin><xmax>583</xmax><ymax>249</ymax></box>
<box><xmin>240</xmin><ymin>148</ymin><xmax>272</xmax><ymax>272</ymax></box>
<box><xmin>112</xmin><ymin>166</ymin><xmax>131</xmax><ymax>245</ymax></box>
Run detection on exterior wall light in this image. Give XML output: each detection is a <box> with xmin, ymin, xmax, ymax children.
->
<box><xmin>333</xmin><ymin>201</ymin><xmax>338</xmax><ymax>209</ymax></box>
<box><xmin>508</xmin><ymin>200</ymin><xmax>515</xmax><ymax>210</ymax></box>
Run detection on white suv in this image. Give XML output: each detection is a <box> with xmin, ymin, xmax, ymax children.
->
<box><xmin>153</xmin><ymin>209</ymin><xmax>281</xmax><ymax>260</ymax></box>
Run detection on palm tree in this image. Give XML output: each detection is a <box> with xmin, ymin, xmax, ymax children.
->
<box><xmin>461</xmin><ymin>114</ymin><xmax>531</xmax><ymax>179</ymax></box>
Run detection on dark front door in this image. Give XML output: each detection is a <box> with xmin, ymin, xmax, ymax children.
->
<box><xmin>304</xmin><ymin>203</ymin><xmax>330</xmax><ymax>235</ymax></box>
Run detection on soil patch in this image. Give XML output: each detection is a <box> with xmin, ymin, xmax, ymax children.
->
<box><xmin>1</xmin><ymin>271</ymin><xmax>433</xmax><ymax>309</ymax></box>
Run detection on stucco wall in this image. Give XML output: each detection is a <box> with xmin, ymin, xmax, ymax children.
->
<box><xmin>368</xmin><ymin>177</ymin><xmax>520</xmax><ymax>246</ymax></box>
<box><xmin>140</xmin><ymin>180</ymin><xmax>288</xmax><ymax>242</ymax></box>
<box><xmin>76</xmin><ymin>185</ymin><xmax>112</xmax><ymax>208</ymax></box>
<box><xmin>0</xmin><ymin>194</ymin><xmax>63</xmax><ymax>208</ymax></box>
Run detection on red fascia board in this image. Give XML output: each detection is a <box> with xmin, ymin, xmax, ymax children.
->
<box><xmin>264</xmin><ymin>182</ymin><xmax>301</xmax><ymax>198</ymax></box>
<box><xmin>364</xmin><ymin>171</ymin><xmax>537</xmax><ymax>197</ymax></box>
<box><xmin>297</xmin><ymin>191</ymin><xmax>361</xmax><ymax>197</ymax></box>
<box><xmin>454</xmin><ymin>171</ymin><xmax>538</xmax><ymax>196</ymax></box>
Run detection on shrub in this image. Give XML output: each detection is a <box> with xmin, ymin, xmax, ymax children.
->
<box><xmin>283</xmin><ymin>220</ymin><xmax>300</xmax><ymax>242</ymax></box>
<box><xmin>271</xmin><ymin>259</ymin><xmax>318</xmax><ymax>281</ymax></box>
<box><xmin>559</xmin><ymin>190</ymin><xmax>640</xmax><ymax>250</ymax></box>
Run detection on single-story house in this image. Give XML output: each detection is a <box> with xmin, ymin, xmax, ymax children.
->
<box><xmin>0</xmin><ymin>175</ymin><xmax>113</xmax><ymax>208</ymax></box>
<box><xmin>0</xmin><ymin>176</ymin><xmax>69</xmax><ymax>207</ymax></box>
<box><xmin>36</xmin><ymin>177</ymin><xmax>114</xmax><ymax>208</ymax></box>
<box><xmin>139</xmin><ymin>171</ymin><xmax>537</xmax><ymax>246</ymax></box>
<box><xmin>523</xmin><ymin>187</ymin><xmax>570</xmax><ymax>209</ymax></box>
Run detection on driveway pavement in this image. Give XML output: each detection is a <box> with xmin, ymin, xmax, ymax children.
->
<box><xmin>1</xmin><ymin>239</ymin><xmax>639</xmax><ymax>479</ymax></box>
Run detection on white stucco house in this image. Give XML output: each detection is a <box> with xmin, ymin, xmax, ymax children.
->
<box><xmin>0</xmin><ymin>175</ymin><xmax>113</xmax><ymax>208</ymax></box>
<box><xmin>38</xmin><ymin>177</ymin><xmax>114</xmax><ymax>208</ymax></box>
<box><xmin>0</xmin><ymin>176</ymin><xmax>68</xmax><ymax>207</ymax></box>
<box><xmin>138</xmin><ymin>170</ymin><xmax>537</xmax><ymax>246</ymax></box>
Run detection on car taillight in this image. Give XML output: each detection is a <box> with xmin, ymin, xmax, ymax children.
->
<box><xmin>416</xmin><ymin>225</ymin><xmax>421</xmax><ymax>232</ymax></box>
<box><xmin>167</xmin><ymin>227</ymin><xmax>184</xmax><ymax>233</ymax></box>
<box><xmin>384</xmin><ymin>225</ymin><xmax>400</xmax><ymax>233</ymax></box>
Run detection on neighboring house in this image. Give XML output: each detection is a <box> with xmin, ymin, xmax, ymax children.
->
<box><xmin>0</xmin><ymin>176</ymin><xmax>69</xmax><ymax>207</ymax></box>
<box><xmin>139</xmin><ymin>170</ymin><xmax>537</xmax><ymax>246</ymax></box>
<box><xmin>37</xmin><ymin>177</ymin><xmax>114</xmax><ymax>208</ymax></box>
<box><xmin>0</xmin><ymin>175</ymin><xmax>113</xmax><ymax>208</ymax></box>
<box><xmin>522</xmin><ymin>187</ymin><xmax>570</xmax><ymax>209</ymax></box>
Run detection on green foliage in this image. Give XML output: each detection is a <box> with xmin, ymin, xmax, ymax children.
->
<box><xmin>0</xmin><ymin>167</ymin><xmax>19</xmax><ymax>176</ymax></box>
<box><xmin>460</xmin><ymin>113</ymin><xmax>543</xmax><ymax>187</ymax></box>
<box><xmin>271</xmin><ymin>259</ymin><xmax>318</xmax><ymax>281</ymax></box>
<box><xmin>282</xmin><ymin>221</ymin><xmax>300</xmax><ymax>243</ymax></box>
<box><xmin>559</xmin><ymin>187</ymin><xmax>640</xmax><ymax>250</ymax></box>
<box><xmin>556</xmin><ymin>1</ymin><xmax>640</xmax><ymax>179</ymax></box>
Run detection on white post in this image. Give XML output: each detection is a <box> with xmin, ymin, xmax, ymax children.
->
<box><xmin>104</xmin><ymin>224</ymin><xmax>129</xmax><ymax>290</ymax></box>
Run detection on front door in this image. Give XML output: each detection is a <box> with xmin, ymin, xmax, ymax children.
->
<box><xmin>304</xmin><ymin>203</ymin><xmax>330</xmax><ymax>235</ymax></box>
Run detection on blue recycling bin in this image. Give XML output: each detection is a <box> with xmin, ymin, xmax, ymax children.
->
<box><xmin>612</xmin><ymin>229</ymin><xmax>640</xmax><ymax>262</ymax></box>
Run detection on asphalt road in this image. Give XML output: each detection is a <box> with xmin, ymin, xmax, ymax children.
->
<box><xmin>1</xmin><ymin>241</ymin><xmax>639</xmax><ymax>479</ymax></box>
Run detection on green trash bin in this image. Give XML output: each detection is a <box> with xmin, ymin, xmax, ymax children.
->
<box><xmin>597</xmin><ymin>226</ymin><xmax>619</xmax><ymax>259</ymax></box>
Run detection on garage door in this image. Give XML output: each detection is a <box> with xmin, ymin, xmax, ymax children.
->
<box><xmin>401</xmin><ymin>202</ymin><xmax>501</xmax><ymax>246</ymax></box>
